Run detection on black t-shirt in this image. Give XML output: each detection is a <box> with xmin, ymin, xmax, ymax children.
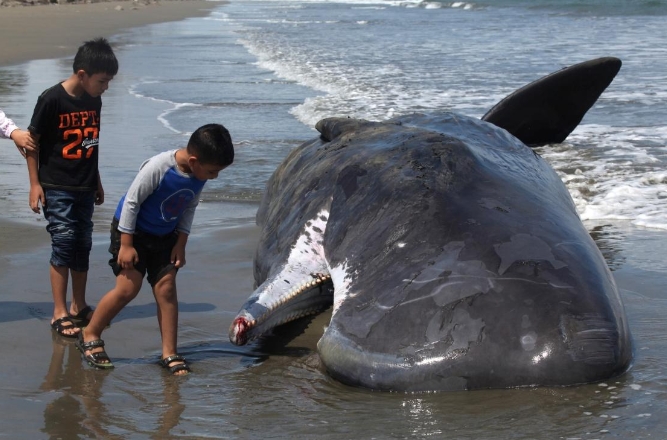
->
<box><xmin>28</xmin><ymin>83</ymin><xmax>102</xmax><ymax>191</ymax></box>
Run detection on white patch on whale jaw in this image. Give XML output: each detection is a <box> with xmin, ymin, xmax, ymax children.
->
<box><xmin>329</xmin><ymin>260</ymin><xmax>355</xmax><ymax>315</ymax></box>
<box><xmin>254</xmin><ymin>209</ymin><xmax>333</xmax><ymax>311</ymax></box>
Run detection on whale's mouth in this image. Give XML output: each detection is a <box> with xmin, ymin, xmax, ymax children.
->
<box><xmin>229</xmin><ymin>273</ymin><xmax>334</xmax><ymax>346</ymax></box>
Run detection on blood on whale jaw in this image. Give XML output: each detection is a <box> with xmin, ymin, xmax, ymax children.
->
<box><xmin>229</xmin><ymin>210</ymin><xmax>336</xmax><ymax>346</ymax></box>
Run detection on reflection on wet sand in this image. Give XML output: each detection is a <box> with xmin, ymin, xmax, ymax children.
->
<box><xmin>152</xmin><ymin>376</ymin><xmax>186</xmax><ymax>439</ymax></box>
<box><xmin>40</xmin><ymin>332</ymin><xmax>114</xmax><ymax>439</ymax></box>
<box><xmin>40</xmin><ymin>331</ymin><xmax>190</xmax><ymax>438</ymax></box>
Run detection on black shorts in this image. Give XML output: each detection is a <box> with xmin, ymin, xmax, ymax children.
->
<box><xmin>108</xmin><ymin>218</ymin><xmax>178</xmax><ymax>286</ymax></box>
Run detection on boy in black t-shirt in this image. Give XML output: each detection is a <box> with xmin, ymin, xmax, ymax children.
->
<box><xmin>26</xmin><ymin>38</ymin><xmax>118</xmax><ymax>338</ymax></box>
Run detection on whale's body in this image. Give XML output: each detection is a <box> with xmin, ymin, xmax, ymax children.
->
<box><xmin>229</xmin><ymin>58</ymin><xmax>632</xmax><ymax>392</ymax></box>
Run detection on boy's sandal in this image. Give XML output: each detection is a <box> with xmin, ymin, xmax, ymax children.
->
<box><xmin>50</xmin><ymin>316</ymin><xmax>80</xmax><ymax>339</ymax></box>
<box><xmin>75</xmin><ymin>334</ymin><xmax>114</xmax><ymax>369</ymax></box>
<box><xmin>69</xmin><ymin>305</ymin><xmax>94</xmax><ymax>327</ymax></box>
<box><xmin>160</xmin><ymin>355</ymin><xmax>191</xmax><ymax>375</ymax></box>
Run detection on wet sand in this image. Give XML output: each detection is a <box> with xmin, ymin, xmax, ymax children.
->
<box><xmin>0</xmin><ymin>216</ymin><xmax>265</xmax><ymax>438</ymax></box>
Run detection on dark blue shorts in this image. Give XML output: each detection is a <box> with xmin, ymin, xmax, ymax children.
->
<box><xmin>43</xmin><ymin>189</ymin><xmax>95</xmax><ymax>272</ymax></box>
<box><xmin>108</xmin><ymin>218</ymin><xmax>178</xmax><ymax>286</ymax></box>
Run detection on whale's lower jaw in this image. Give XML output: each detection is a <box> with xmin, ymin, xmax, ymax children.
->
<box><xmin>229</xmin><ymin>281</ymin><xmax>334</xmax><ymax>346</ymax></box>
<box><xmin>316</xmin><ymin>321</ymin><xmax>632</xmax><ymax>393</ymax></box>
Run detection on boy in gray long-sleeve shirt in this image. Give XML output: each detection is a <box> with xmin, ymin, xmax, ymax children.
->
<box><xmin>76</xmin><ymin>123</ymin><xmax>234</xmax><ymax>375</ymax></box>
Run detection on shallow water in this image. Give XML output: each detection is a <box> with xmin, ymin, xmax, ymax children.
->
<box><xmin>0</xmin><ymin>222</ymin><xmax>665</xmax><ymax>438</ymax></box>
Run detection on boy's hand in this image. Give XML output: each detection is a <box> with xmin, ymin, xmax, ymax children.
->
<box><xmin>10</xmin><ymin>129</ymin><xmax>38</xmax><ymax>158</ymax></box>
<box><xmin>171</xmin><ymin>244</ymin><xmax>187</xmax><ymax>268</ymax></box>
<box><xmin>96</xmin><ymin>175</ymin><xmax>104</xmax><ymax>205</ymax></box>
<box><xmin>29</xmin><ymin>184</ymin><xmax>45</xmax><ymax>214</ymax></box>
<box><xmin>117</xmin><ymin>245</ymin><xmax>139</xmax><ymax>269</ymax></box>
<box><xmin>95</xmin><ymin>186</ymin><xmax>104</xmax><ymax>205</ymax></box>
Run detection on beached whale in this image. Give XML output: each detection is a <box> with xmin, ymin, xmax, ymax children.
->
<box><xmin>229</xmin><ymin>57</ymin><xmax>633</xmax><ymax>392</ymax></box>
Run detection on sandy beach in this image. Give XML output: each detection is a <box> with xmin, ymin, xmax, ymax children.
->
<box><xmin>0</xmin><ymin>0</ymin><xmax>217</xmax><ymax>67</ymax></box>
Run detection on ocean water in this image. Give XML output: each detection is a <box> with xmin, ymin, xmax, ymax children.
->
<box><xmin>1</xmin><ymin>0</ymin><xmax>667</xmax><ymax>438</ymax></box>
<box><xmin>2</xmin><ymin>0</ymin><xmax>667</xmax><ymax>231</ymax></box>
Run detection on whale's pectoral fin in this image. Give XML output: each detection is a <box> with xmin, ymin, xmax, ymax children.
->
<box><xmin>482</xmin><ymin>57</ymin><xmax>622</xmax><ymax>147</ymax></box>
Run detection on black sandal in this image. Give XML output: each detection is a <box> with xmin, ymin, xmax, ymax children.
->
<box><xmin>159</xmin><ymin>355</ymin><xmax>191</xmax><ymax>375</ymax></box>
<box><xmin>50</xmin><ymin>316</ymin><xmax>80</xmax><ymax>338</ymax></box>
<box><xmin>75</xmin><ymin>334</ymin><xmax>114</xmax><ymax>369</ymax></box>
<box><xmin>69</xmin><ymin>305</ymin><xmax>94</xmax><ymax>327</ymax></box>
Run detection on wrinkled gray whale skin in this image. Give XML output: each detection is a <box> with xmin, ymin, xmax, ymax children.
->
<box><xmin>230</xmin><ymin>59</ymin><xmax>632</xmax><ymax>392</ymax></box>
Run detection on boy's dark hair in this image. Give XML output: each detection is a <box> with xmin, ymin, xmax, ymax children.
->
<box><xmin>73</xmin><ymin>37</ymin><xmax>119</xmax><ymax>76</ymax></box>
<box><xmin>187</xmin><ymin>124</ymin><xmax>234</xmax><ymax>167</ymax></box>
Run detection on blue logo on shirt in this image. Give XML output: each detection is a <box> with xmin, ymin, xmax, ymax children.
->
<box><xmin>160</xmin><ymin>189</ymin><xmax>196</xmax><ymax>221</ymax></box>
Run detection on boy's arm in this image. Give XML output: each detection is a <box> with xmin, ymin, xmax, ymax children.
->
<box><xmin>1</xmin><ymin>110</ymin><xmax>39</xmax><ymax>157</ymax></box>
<box><xmin>175</xmin><ymin>190</ymin><xmax>202</xmax><ymax>236</ymax></box>
<box><xmin>0</xmin><ymin>110</ymin><xmax>16</xmax><ymax>139</ymax></box>
<box><xmin>170</xmin><ymin>187</ymin><xmax>202</xmax><ymax>268</ymax></box>
<box><xmin>95</xmin><ymin>171</ymin><xmax>104</xmax><ymax>205</ymax></box>
<box><xmin>115</xmin><ymin>162</ymin><xmax>161</xmax><ymax>268</ymax></box>
<box><xmin>10</xmin><ymin>130</ymin><xmax>39</xmax><ymax>158</ymax></box>
<box><xmin>171</xmin><ymin>188</ymin><xmax>201</xmax><ymax>269</ymax></box>
<box><xmin>171</xmin><ymin>231</ymin><xmax>189</xmax><ymax>268</ymax></box>
<box><xmin>117</xmin><ymin>157</ymin><xmax>164</xmax><ymax>234</ymax></box>
<box><xmin>26</xmin><ymin>134</ymin><xmax>45</xmax><ymax>214</ymax></box>
<box><xmin>116</xmin><ymin>232</ymin><xmax>139</xmax><ymax>269</ymax></box>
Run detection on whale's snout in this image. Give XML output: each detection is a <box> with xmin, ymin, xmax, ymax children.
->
<box><xmin>229</xmin><ymin>316</ymin><xmax>252</xmax><ymax>346</ymax></box>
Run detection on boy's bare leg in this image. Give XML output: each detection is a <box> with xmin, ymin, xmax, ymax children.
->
<box><xmin>50</xmin><ymin>265</ymin><xmax>79</xmax><ymax>336</ymax></box>
<box><xmin>81</xmin><ymin>269</ymin><xmax>143</xmax><ymax>361</ymax></box>
<box><xmin>152</xmin><ymin>270</ymin><xmax>187</xmax><ymax>375</ymax></box>
<box><xmin>69</xmin><ymin>269</ymin><xmax>91</xmax><ymax>318</ymax></box>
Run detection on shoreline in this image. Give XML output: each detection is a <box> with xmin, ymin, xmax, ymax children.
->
<box><xmin>0</xmin><ymin>0</ymin><xmax>221</xmax><ymax>67</ymax></box>
<box><xmin>0</xmin><ymin>0</ymin><xmax>227</xmax><ymax>247</ymax></box>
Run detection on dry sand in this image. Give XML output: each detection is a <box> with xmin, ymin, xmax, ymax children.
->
<box><xmin>0</xmin><ymin>0</ymin><xmax>218</xmax><ymax>67</ymax></box>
